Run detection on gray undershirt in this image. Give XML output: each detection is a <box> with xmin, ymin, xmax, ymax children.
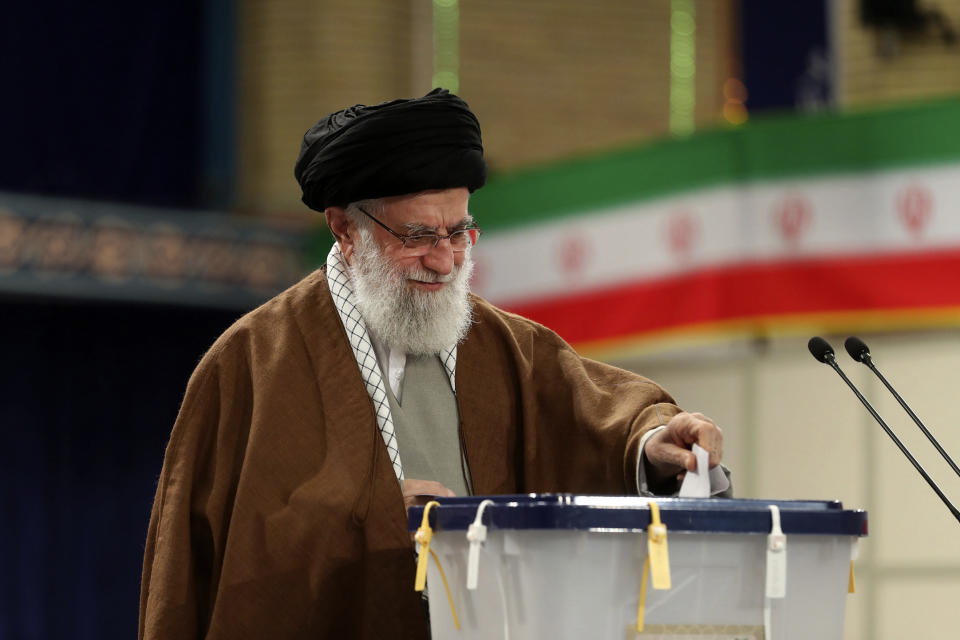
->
<box><xmin>379</xmin><ymin>354</ymin><xmax>469</xmax><ymax>497</ymax></box>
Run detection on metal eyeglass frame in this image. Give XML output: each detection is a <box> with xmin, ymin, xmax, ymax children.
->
<box><xmin>355</xmin><ymin>205</ymin><xmax>481</xmax><ymax>253</ymax></box>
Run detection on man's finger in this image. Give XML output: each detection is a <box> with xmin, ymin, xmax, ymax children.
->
<box><xmin>402</xmin><ymin>479</ymin><xmax>455</xmax><ymax>498</ymax></box>
<box><xmin>695</xmin><ymin>428</ymin><xmax>723</xmax><ymax>468</ymax></box>
<box><xmin>649</xmin><ymin>438</ymin><xmax>697</xmax><ymax>472</ymax></box>
<box><xmin>663</xmin><ymin>412</ymin><xmax>724</xmax><ymax>468</ymax></box>
<box><xmin>667</xmin><ymin>412</ymin><xmax>710</xmax><ymax>444</ymax></box>
<box><xmin>708</xmin><ymin>442</ymin><xmax>723</xmax><ymax>468</ymax></box>
<box><xmin>690</xmin><ymin>411</ymin><xmax>715</xmax><ymax>426</ymax></box>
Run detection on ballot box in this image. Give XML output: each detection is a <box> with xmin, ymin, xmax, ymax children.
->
<box><xmin>408</xmin><ymin>495</ymin><xmax>867</xmax><ymax>640</ymax></box>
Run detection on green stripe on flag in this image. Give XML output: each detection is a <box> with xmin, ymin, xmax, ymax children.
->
<box><xmin>470</xmin><ymin>96</ymin><xmax>960</xmax><ymax>232</ymax></box>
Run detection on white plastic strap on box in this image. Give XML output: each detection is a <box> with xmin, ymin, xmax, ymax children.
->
<box><xmin>764</xmin><ymin>504</ymin><xmax>788</xmax><ymax>639</ymax></box>
<box><xmin>466</xmin><ymin>499</ymin><xmax>495</xmax><ymax>590</ymax></box>
<box><xmin>766</xmin><ymin>504</ymin><xmax>788</xmax><ymax>598</ymax></box>
<box><xmin>849</xmin><ymin>537</ymin><xmax>859</xmax><ymax>593</ymax></box>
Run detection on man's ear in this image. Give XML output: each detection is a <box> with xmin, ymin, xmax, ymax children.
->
<box><xmin>325</xmin><ymin>206</ymin><xmax>356</xmax><ymax>263</ymax></box>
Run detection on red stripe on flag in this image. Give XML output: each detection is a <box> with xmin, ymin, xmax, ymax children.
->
<box><xmin>500</xmin><ymin>249</ymin><xmax>960</xmax><ymax>344</ymax></box>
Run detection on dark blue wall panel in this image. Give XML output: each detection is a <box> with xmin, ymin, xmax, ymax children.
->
<box><xmin>741</xmin><ymin>0</ymin><xmax>834</xmax><ymax>112</ymax></box>
<box><xmin>0</xmin><ymin>1</ymin><xmax>233</xmax><ymax>209</ymax></box>
<box><xmin>0</xmin><ymin>299</ymin><xmax>239</xmax><ymax>639</ymax></box>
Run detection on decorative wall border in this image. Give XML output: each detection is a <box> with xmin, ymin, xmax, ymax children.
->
<box><xmin>0</xmin><ymin>193</ymin><xmax>309</xmax><ymax>309</ymax></box>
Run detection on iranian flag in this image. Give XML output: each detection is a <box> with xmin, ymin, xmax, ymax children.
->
<box><xmin>468</xmin><ymin>97</ymin><xmax>960</xmax><ymax>356</ymax></box>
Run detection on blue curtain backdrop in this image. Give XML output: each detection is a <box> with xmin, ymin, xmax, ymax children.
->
<box><xmin>0</xmin><ymin>298</ymin><xmax>239</xmax><ymax>639</ymax></box>
<box><xmin>0</xmin><ymin>0</ymin><xmax>233</xmax><ymax>209</ymax></box>
<box><xmin>0</xmin><ymin>1</ymin><xmax>239</xmax><ymax>636</ymax></box>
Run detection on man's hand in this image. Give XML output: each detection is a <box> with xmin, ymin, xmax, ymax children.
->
<box><xmin>402</xmin><ymin>478</ymin><xmax>455</xmax><ymax>512</ymax></box>
<box><xmin>644</xmin><ymin>412</ymin><xmax>723</xmax><ymax>485</ymax></box>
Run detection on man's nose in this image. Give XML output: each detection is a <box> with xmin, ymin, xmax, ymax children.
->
<box><xmin>420</xmin><ymin>238</ymin><xmax>455</xmax><ymax>275</ymax></box>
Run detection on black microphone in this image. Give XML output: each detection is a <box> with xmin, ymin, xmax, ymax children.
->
<box><xmin>807</xmin><ymin>336</ymin><xmax>835</xmax><ymax>363</ymax></box>
<box><xmin>808</xmin><ymin>336</ymin><xmax>960</xmax><ymax>524</ymax></box>
<box><xmin>845</xmin><ymin>336</ymin><xmax>960</xmax><ymax>479</ymax></box>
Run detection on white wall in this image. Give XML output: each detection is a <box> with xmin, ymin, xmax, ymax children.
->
<box><xmin>609</xmin><ymin>329</ymin><xmax>960</xmax><ymax>640</ymax></box>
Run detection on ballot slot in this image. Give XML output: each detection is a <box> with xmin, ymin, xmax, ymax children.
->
<box><xmin>409</xmin><ymin>494</ymin><xmax>866</xmax><ymax>640</ymax></box>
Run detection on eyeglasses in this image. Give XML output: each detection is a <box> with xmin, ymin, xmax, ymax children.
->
<box><xmin>356</xmin><ymin>205</ymin><xmax>482</xmax><ymax>255</ymax></box>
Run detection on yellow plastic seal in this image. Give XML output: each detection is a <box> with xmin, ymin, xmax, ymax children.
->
<box><xmin>413</xmin><ymin>501</ymin><xmax>438</xmax><ymax>592</ymax></box>
<box><xmin>647</xmin><ymin>501</ymin><xmax>671</xmax><ymax>590</ymax></box>
<box><xmin>636</xmin><ymin>501</ymin><xmax>672</xmax><ymax>632</ymax></box>
<box><xmin>413</xmin><ymin>500</ymin><xmax>460</xmax><ymax>630</ymax></box>
<box><xmin>636</xmin><ymin>556</ymin><xmax>651</xmax><ymax>632</ymax></box>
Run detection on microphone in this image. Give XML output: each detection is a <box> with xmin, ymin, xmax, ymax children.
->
<box><xmin>844</xmin><ymin>336</ymin><xmax>960</xmax><ymax>479</ymax></box>
<box><xmin>807</xmin><ymin>336</ymin><xmax>960</xmax><ymax>524</ymax></box>
<box><xmin>807</xmin><ymin>336</ymin><xmax>835</xmax><ymax>363</ymax></box>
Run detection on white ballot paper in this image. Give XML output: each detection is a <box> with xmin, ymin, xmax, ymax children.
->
<box><xmin>678</xmin><ymin>443</ymin><xmax>729</xmax><ymax>498</ymax></box>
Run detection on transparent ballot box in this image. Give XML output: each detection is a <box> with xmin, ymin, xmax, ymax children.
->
<box><xmin>408</xmin><ymin>494</ymin><xmax>867</xmax><ymax>640</ymax></box>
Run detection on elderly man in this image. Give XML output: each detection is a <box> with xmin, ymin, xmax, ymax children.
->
<box><xmin>139</xmin><ymin>89</ymin><xmax>728</xmax><ymax>640</ymax></box>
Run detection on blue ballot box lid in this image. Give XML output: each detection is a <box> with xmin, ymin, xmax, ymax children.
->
<box><xmin>407</xmin><ymin>494</ymin><xmax>868</xmax><ymax>536</ymax></box>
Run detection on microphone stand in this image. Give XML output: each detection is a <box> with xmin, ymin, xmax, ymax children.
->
<box><xmin>809</xmin><ymin>337</ymin><xmax>960</xmax><ymax>525</ymax></box>
<box><xmin>845</xmin><ymin>336</ymin><xmax>960</xmax><ymax>479</ymax></box>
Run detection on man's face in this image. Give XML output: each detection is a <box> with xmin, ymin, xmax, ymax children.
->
<box><xmin>341</xmin><ymin>187</ymin><xmax>476</xmax><ymax>355</ymax></box>
<box><xmin>365</xmin><ymin>187</ymin><xmax>472</xmax><ymax>292</ymax></box>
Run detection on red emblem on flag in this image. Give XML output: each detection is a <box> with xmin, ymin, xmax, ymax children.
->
<box><xmin>897</xmin><ymin>184</ymin><xmax>933</xmax><ymax>239</ymax></box>
<box><xmin>557</xmin><ymin>235</ymin><xmax>589</xmax><ymax>275</ymax></box>
<box><xmin>667</xmin><ymin>211</ymin><xmax>698</xmax><ymax>257</ymax></box>
<box><xmin>774</xmin><ymin>194</ymin><xmax>812</xmax><ymax>245</ymax></box>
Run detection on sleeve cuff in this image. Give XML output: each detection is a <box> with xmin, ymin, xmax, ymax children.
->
<box><xmin>635</xmin><ymin>425</ymin><xmax>667</xmax><ymax>495</ymax></box>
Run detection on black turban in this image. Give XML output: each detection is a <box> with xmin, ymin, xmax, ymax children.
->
<box><xmin>294</xmin><ymin>88</ymin><xmax>487</xmax><ymax>212</ymax></box>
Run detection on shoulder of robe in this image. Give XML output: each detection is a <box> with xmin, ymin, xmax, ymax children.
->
<box><xmin>167</xmin><ymin>269</ymin><xmax>332</xmax><ymax>458</ymax></box>
<box><xmin>467</xmin><ymin>293</ymin><xmax>570</xmax><ymax>349</ymax></box>
<box><xmin>196</xmin><ymin>268</ymin><xmax>331</xmax><ymax>370</ymax></box>
<box><xmin>465</xmin><ymin>293</ymin><xmax>671</xmax><ymax>394</ymax></box>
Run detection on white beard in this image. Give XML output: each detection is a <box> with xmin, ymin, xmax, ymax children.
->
<box><xmin>348</xmin><ymin>229</ymin><xmax>474</xmax><ymax>355</ymax></box>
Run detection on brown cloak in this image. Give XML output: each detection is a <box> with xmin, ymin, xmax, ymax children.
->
<box><xmin>139</xmin><ymin>268</ymin><xmax>681</xmax><ymax>639</ymax></box>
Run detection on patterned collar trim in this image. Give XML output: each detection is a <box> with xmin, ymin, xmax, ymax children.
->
<box><xmin>325</xmin><ymin>244</ymin><xmax>460</xmax><ymax>482</ymax></box>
